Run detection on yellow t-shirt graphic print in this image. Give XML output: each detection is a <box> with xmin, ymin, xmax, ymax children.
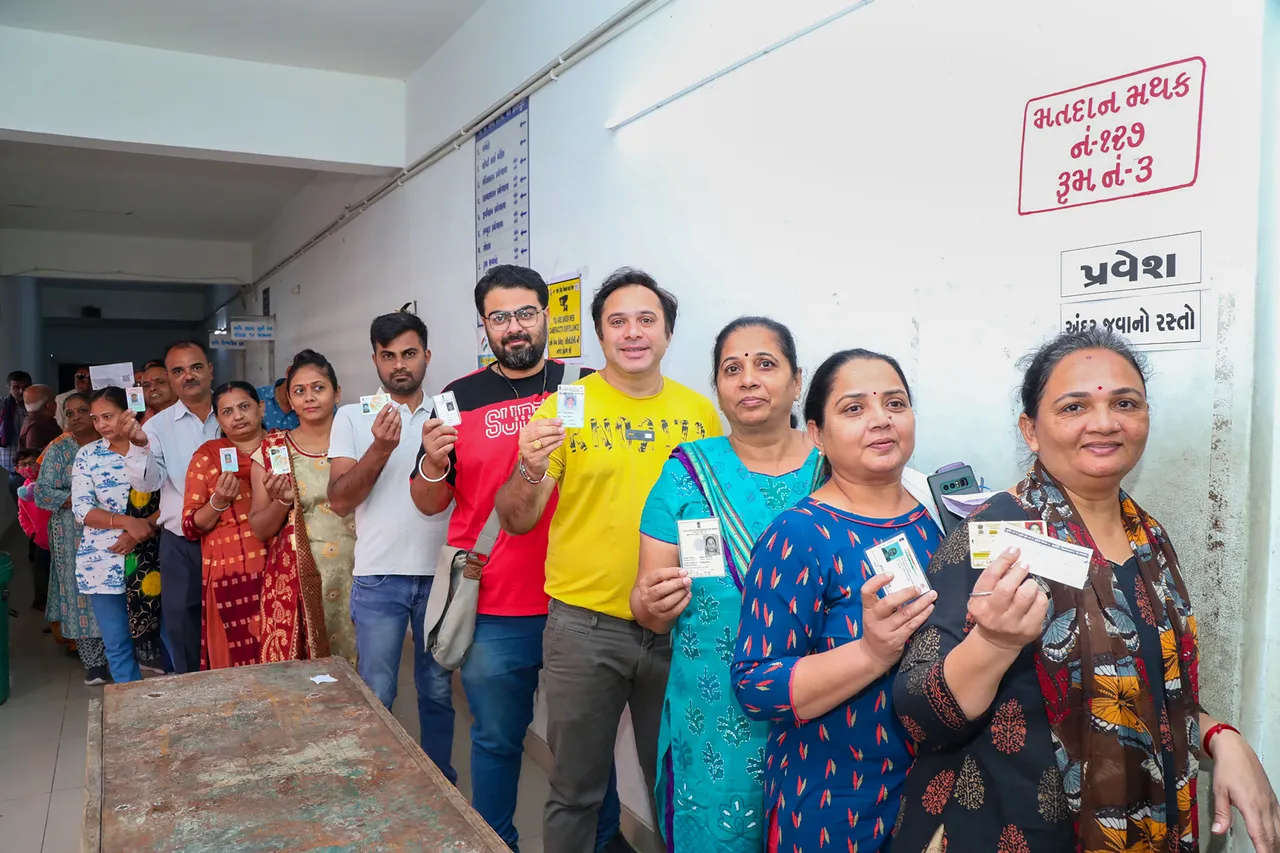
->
<box><xmin>532</xmin><ymin>372</ymin><xmax>722</xmax><ymax>619</ymax></box>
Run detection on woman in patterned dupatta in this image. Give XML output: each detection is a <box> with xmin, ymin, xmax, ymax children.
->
<box><xmin>250</xmin><ymin>350</ymin><xmax>357</xmax><ymax>665</ymax></box>
<box><xmin>631</xmin><ymin>318</ymin><xmax>818</xmax><ymax>853</ymax></box>
<box><xmin>893</xmin><ymin>328</ymin><xmax>1280</xmax><ymax>853</ymax></box>
<box><xmin>183</xmin><ymin>381</ymin><xmax>271</xmax><ymax>669</ymax></box>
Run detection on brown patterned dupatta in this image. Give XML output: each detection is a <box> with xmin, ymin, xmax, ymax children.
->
<box><xmin>258</xmin><ymin>432</ymin><xmax>330</xmax><ymax>662</ymax></box>
<box><xmin>1016</xmin><ymin>462</ymin><xmax>1201</xmax><ymax>853</ymax></box>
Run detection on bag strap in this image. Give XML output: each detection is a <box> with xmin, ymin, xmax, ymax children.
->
<box><xmin>472</xmin><ymin>362</ymin><xmax>579</xmax><ymax>560</ymax></box>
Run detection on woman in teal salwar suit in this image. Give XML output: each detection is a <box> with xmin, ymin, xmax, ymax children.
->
<box><xmin>632</xmin><ymin>317</ymin><xmax>819</xmax><ymax>853</ymax></box>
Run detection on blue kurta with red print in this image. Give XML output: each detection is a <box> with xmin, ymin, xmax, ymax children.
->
<box><xmin>731</xmin><ymin>496</ymin><xmax>943</xmax><ymax>852</ymax></box>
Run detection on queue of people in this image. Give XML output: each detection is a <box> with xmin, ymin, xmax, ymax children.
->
<box><xmin>3</xmin><ymin>261</ymin><xmax>1279</xmax><ymax>853</ymax></box>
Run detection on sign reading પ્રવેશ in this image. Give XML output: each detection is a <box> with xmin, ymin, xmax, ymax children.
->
<box><xmin>1060</xmin><ymin>290</ymin><xmax>1204</xmax><ymax>350</ymax></box>
<box><xmin>1060</xmin><ymin>231</ymin><xmax>1202</xmax><ymax>299</ymax></box>
<box><xmin>1019</xmin><ymin>57</ymin><xmax>1206</xmax><ymax>214</ymax></box>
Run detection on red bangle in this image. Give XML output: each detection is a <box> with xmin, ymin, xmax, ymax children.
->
<box><xmin>1203</xmin><ymin>722</ymin><xmax>1241</xmax><ymax>758</ymax></box>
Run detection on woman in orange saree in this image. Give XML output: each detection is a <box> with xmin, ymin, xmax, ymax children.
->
<box><xmin>183</xmin><ymin>381</ymin><xmax>272</xmax><ymax>669</ymax></box>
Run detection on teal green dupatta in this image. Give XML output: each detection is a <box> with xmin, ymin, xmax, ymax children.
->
<box><xmin>659</xmin><ymin>437</ymin><xmax>821</xmax><ymax>852</ymax></box>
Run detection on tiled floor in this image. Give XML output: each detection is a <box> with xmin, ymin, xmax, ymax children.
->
<box><xmin>0</xmin><ymin>525</ymin><xmax>553</xmax><ymax>853</ymax></box>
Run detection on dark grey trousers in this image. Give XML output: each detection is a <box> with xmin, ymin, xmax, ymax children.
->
<box><xmin>541</xmin><ymin>598</ymin><xmax>671</xmax><ymax>852</ymax></box>
<box><xmin>159</xmin><ymin>529</ymin><xmax>203</xmax><ymax>674</ymax></box>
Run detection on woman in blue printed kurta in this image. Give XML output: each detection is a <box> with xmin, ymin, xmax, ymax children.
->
<box><xmin>731</xmin><ymin>349</ymin><xmax>943</xmax><ymax>852</ymax></box>
<box><xmin>633</xmin><ymin>318</ymin><xmax>818</xmax><ymax>853</ymax></box>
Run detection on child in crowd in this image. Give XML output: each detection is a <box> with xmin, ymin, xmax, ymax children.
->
<box><xmin>15</xmin><ymin>448</ymin><xmax>53</xmax><ymax>618</ymax></box>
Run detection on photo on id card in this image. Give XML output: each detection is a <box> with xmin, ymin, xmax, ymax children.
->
<box><xmin>866</xmin><ymin>532</ymin><xmax>929</xmax><ymax>598</ymax></box>
<box><xmin>677</xmin><ymin>518</ymin><xmax>725</xmax><ymax>578</ymax></box>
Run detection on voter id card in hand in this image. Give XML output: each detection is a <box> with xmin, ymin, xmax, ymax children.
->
<box><xmin>432</xmin><ymin>391</ymin><xmax>462</xmax><ymax>426</ymax></box>
<box><xmin>991</xmin><ymin>524</ymin><xmax>1092</xmax><ymax>589</ymax></box>
<box><xmin>268</xmin><ymin>446</ymin><xmax>292</xmax><ymax>476</ymax></box>
<box><xmin>360</xmin><ymin>393</ymin><xmax>389</xmax><ymax>416</ymax></box>
<box><xmin>219</xmin><ymin>447</ymin><xmax>239</xmax><ymax>473</ymax></box>
<box><xmin>126</xmin><ymin>387</ymin><xmax>146</xmax><ymax>413</ymax></box>
<box><xmin>557</xmin><ymin>385</ymin><xmax>585</xmax><ymax>428</ymax></box>
<box><xmin>968</xmin><ymin>520</ymin><xmax>1046</xmax><ymax>569</ymax></box>
<box><xmin>866</xmin><ymin>532</ymin><xmax>930</xmax><ymax>597</ymax></box>
<box><xmin>677</xmin><ymin>518</ymin><xmax>725</xmax><ymax>578</ymax></box>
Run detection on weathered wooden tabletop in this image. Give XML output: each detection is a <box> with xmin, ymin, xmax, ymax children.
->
<box><xmin>83</xmin><ymin>657</ymin><xmax>508</xmax><ymax>853</ymax></box>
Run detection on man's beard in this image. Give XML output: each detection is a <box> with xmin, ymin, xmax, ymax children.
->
<box><xmin>381</xmin><ymin>367</ymin><xmax>423</xmax><ymax>394</ymax></box>
<box><xmin>493</xmin><ymin>328</ymin><xmax>547</xmax><ymax>372</ymax></box>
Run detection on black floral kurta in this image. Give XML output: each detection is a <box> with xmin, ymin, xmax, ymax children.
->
<box><xmin>891</xmin><ymin>493</ymin><xmax>1074</xmax><ymax>853</ymax></box>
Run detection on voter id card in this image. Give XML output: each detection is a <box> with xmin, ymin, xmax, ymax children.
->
<box><xmin>968</xmin><ymin>520</ymin><xmax>1046</xmax><ymax>569</ymax></box>
<box><xmin>219</xmin><ymin>447</ymin><xmax>239</xmax><ymax>473</ymax></box>
<box><xmin>991</xmin><ymin>524</ymin><xmax>1093</xmax><ymax>589</ymax></box>
<box><xmin>866</xmin><ymin>532</ymin><xmax>930</xmax><ymax>597</ymax></box>
<box><xmin>360</xmin><ymin>393</ymin><xmax>389</xmax><ymax>416</ymax></box>
<box><xmin>126</xmin><ymin>387</ymin><xmax>146</xmax><ymax>413</ymax></box>
<box><xmin>268</xmin><ymin>446</ymin><xmax>292</xmax><ymax>476</ymax></box>
<box><xmin>433</xmin><ymin>391</ymin><xmax>462</xmax><ymax>426</ymax></box>
<box><xmin>557</xmin><ymin>384</ymin><xmax>585</xmax><ymax>428</ymax></box>
<box><xmin>677</xmin><ymin>518</ymin><xmax>725</xmax><ymax>578</ymax></box>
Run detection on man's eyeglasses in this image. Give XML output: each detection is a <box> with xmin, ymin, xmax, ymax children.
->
<box><xmin>484</xmin><ymin>307</ymin><xmax>543</xmax><ymax>329</ymax></box>
<box><xmin>75</xmin><ymin>373</ymin><xmax>90</xmax><ymax>380</ymax></box>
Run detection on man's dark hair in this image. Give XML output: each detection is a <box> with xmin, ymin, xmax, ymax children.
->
<box><xmin>7</xmin><ymin>370</ymin><xmax>31</xmax><ymax>385</ymax></box>
<box><xmin>164</xmin><ymin>340</ymin><xmax>210</xmax><ymax>363</ymax></box>
<box><xmin>370</xmin><ymin>312</ymin><xmax>429</xmax><ymax>351</ymax></box>
<box><xmin>142</xmin><ymin>360</ymin><xmax>167</xmax><ymax>372</ymax></box>
<box><xmin>589</xmin><ymin>267</ymin><xmax>678</xmax><ymax>338</ymax></box>
<box><xmin>474</xmin><ymin>266</ymin><xmax>550</xmax><ymax>317</ymax></box>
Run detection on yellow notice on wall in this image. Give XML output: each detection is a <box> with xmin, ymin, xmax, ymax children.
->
<box><xmin>547</xmin><ymin>274</ymin><xmax>583</xmax><ymax>361</ymax></box>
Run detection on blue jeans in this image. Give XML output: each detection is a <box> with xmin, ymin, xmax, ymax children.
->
<box><xmin>351</xmin><ymin>574</ymin><xmax>457</xmax><ymax>783</ymax></box>
<box><xmin>461</xmin><ymin>614</ymin><xmax>621</xmax><ymax>851</ymax></box>
<box><xmin>87</xmin><ymin>593</ymin><xmax>141</xmax><ymax>683</ymax></box>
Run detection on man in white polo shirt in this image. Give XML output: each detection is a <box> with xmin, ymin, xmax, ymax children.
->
<box><xmin>327</xmin><ymin>310</ymin><xmax>455</xmax><ymax>781</ymax></box>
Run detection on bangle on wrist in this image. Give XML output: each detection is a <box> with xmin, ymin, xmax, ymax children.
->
<box><xmin>1203</xmin><ymin>722</ymin><xmax>1241</xmax><ymax>758</ymax></box>
<box><xmin>210</xmin><ymin>497</ymin><xmax>231</xmax><ymax>513</ymax></box>
<box><xmin>518</xmin><ymin>456</ymin><xmax>546</xmax><ymax>485</ymax></box>
<box><xmin>418</xmin><ymin>455</ymin><xmax>451</xmax><ymax>483</ymax></box>
<box><xmin>275</xmin><ymin>498</ymin><xmax>292</xmax><ymax>507</ymax></box>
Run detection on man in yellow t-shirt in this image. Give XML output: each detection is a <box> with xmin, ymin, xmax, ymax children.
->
<box><xmin>496</xmin><ymin>268</ymin><xmax>720</xmax><ymax>852</ymax></box>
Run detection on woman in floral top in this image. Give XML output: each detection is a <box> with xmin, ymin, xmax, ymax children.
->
<box><xmin>73</xmin><ymin>387</ymin><xmax>161</xmax><ymax>684</ymax></box>
<box><xmin>892</xmin><ymin>329</ymin><xmax>1279</xmax><ymax>853</ymax></box>
<box><xmin>633</xmin><ymin>317</ymin><xmax>818</xmax><ymax>853</ymax></box>
<box><xmin>731</xmin><ymin>348</ymin><xmax>943</xmax><ymax>853</ymax></box>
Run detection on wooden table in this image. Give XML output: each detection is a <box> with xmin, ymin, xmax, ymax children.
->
<box><xmin>83</xmin><ymin>658</ymin><xmax>508</xmax><ymax>853</ymax></box>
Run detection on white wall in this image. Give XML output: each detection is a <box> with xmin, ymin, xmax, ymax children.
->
<box><xmin>255</xmin><ymin>0</ymin><xmax>1273</xmax><ymax>833</ymax></box>
<box><xmin>0</xmin><ymin>25</ymin><xmax>404</xmax><ymax>172</ymax></box>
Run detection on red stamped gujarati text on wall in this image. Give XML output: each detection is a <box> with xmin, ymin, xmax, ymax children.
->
<box><xmin>1018</xmin><ymin>57</ymin><xmax>1206</xmax><ymax>215</ymax></box>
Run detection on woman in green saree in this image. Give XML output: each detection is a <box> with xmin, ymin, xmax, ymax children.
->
<box><xmin>631</xmin><ymin>317</ymin><xmax>819</xmax><ymax>853</ymax></box>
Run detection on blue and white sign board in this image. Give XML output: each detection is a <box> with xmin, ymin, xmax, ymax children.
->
<box><xmin>229</xmin><ymin>317</ymin><xmax>276</xmax><ymax>341</ymax></box>
<box><xmin>209</xmin><ymin>334</ymin><xmax>246</xmax><ymax>350</ymax></box>
<box><xmin>475</xmin><ymin>98</ymin><xmax>530</xmax><ymax>279</ymax></box>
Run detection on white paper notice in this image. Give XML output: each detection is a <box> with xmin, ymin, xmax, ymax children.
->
<box><xmin>991</xmin><ymin>525</ymin><xmax>1093</xmax><ymax>589</ymax></box>
<box><xmin>475</xmin><ymin>98</ymin><xmax>530</xmax><ymax>279</ymax></box>
<box><xmin>1061</xmin><ymin>290</ymin><xmax>1204</xmax><ymax>349</ymax></box>
<box><xmin>89</xmin><ymin>362</ymin><xmax>135</xmax><ymax>391</ymax></box>
<box><xmin>1019</xmin><ymin>57</ymin><xmax>1205</xmax><ymax>214</ymax></box>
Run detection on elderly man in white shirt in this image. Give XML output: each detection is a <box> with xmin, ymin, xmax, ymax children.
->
<box><xmin>120</xmin><ymin>341</ymin><xmax>218</xmax><ymax>674</ymax></box>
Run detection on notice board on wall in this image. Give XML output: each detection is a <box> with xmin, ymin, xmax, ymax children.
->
<box><xmin>475</xmin><ymin>98</ymin><xmax>530</xmax><ymax>278</ymax></box>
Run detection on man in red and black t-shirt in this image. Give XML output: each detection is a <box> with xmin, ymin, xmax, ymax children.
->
<box><xmin>410</xmin><ymin>266</ymin><xmax>625</xmax><ymax>852</ymax></box>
